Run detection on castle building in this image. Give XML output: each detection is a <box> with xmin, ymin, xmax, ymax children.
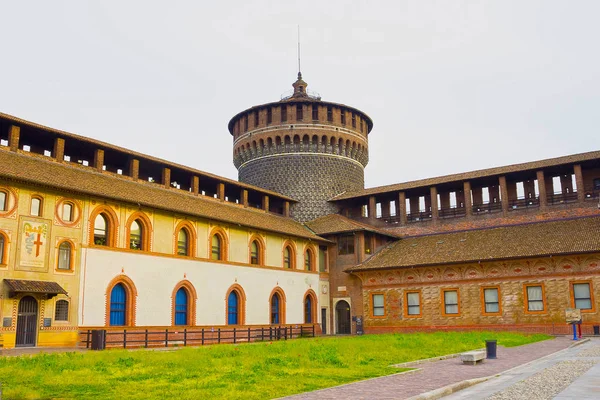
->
<box><xmin>1</xmin><ymin>73</ymin><xmax>599</xmax><ymax>348</ymax></box>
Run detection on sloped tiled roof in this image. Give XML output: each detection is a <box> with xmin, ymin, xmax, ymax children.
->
<box><xmin>0</xmin><ymin>112</ymin><xmax>295</xmax><ymax>202</ymax></box>
<box><xmin>347</xmin><ymin>216</ymin><xmax>600</xmax><ymax>272</ymax></box>
<box><xmin>4</xmin><ymin>279</ymin><xmax>68</xmax><ymax>295</ymax></box>
<box><xmin>0</xmin><ymin>149</ymin><xmax>325</xmax><ymax>241</ymax></box>
<box><xmin>332</xmin><ymin>150</ymin><xmax>600</xmax><ymax>201</ymax></box>
<box><xmin>305</xmin><ymin>214</ymin><xmax>399</xmax><ymax>238</ymax></box>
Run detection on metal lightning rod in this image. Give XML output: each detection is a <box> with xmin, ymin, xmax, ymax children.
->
<box><xmin>297</xmin><ymin>25</ymin><xmax>301</xmax><ymax>76</ymax></box>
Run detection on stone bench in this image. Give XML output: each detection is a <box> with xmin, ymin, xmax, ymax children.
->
<box><xmin>460</xmin><ymin>350</ymin><xmax>486</xmax><ymax>365</ymax></box>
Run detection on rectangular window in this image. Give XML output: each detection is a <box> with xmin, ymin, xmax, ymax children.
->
<box><xmin>594</xmin><ymin>178</ymin><xmax>600</xmax><ymax>190</ymax></box>
<box><xmin>30</xmin><ymin>197</ymin><xmax>41</xmax><ymax>216</ymax></box>
<box><xmin>267</xmin><ymin>108</ymin><xmax>272</xmax><ymax>124</ymax></box>
<box><xmin>443</xmin><ymin>289</ymin><xmax>459</xmax><ymax>315</ymax></box>
<box><xmin>312</xmin><ymin>105</ymin><xmax>318</xmax><ymax>120</ymax></box>
<box><xmin>526</xmin><ymin>285</ymin><xmax>545</xmax><ymax>312</ymax></box>
<box><xmin>340</xmin><ymin>111</ymin><xmax>346</xmax><ymax>125</ymax></box>
<box><xmin>372</xmin><ymin>294</ymin><xmax>384</xmax><ymax>316</ymax></box>
<box><xmin>405</xmin><ymin>291</ymin><xmax>421</xmax><ymax>316</ymax></box>
<box><xmin>327</xmin><ymin>106</ymin><xmax>333</xmax><ymax>122</ymax></box>
<box><xmin>254</xmin><ymin>111</ymin><xmax>259</xmax><ymax>127</ymax></box>
<box><xmin>55</xmin><ymin>300</ymin><xmax>69</xmax><ymax>321</ymax></box>
<box><xmin>573</xmin><ymin>282</ymin><xmax>593</xmax><ymax>310</ymax></box>
<box><xmin>281</xmin><ymin>106</ymin><xmax>288</xmax><ymax>122</ymax></box>
<box><xmin>319</xmin><ymin>245</ymin><xmax>327</xmax><ymax>272</ymax></box>
<box><xmin>352</xmin><ymin>113</ymin><xmax>356</xmax><ymax>127</ymax></box>
<box><xmin>296</xmin><ymin>104</ymin><xmax>303</xmax><ymax>121</ymax></box>
<box><xmin>338</xmin><ymin>234</ymin><xmax>355</xmax><ymax>255</ymax></box>
<box><xmin>483</xmin><ymin>287</ymin><xmax>500</xmax><ymax>314</ymax></box>
<box><xmin>244</xmin><ymin>115</ymin><xmax>248</xmax><ymax>132</ymax></box>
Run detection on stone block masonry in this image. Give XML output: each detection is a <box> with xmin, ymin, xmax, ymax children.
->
<box><xmin>239</xmin><ymin>154</ymin><xmax>364</xmax><ymax>222</ymax></box>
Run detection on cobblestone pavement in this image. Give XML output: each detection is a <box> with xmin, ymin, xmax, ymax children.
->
<box><xmin>445</xmin><ymin>339</ymin><xmax>600</xmax><ymax>400</ymax></box>
<box><xmin>283</xmin><ymin>337</ymin><xmax>574</xmax><ymax>400</ymax></box>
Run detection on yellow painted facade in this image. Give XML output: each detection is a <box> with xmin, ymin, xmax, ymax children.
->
<box><xmin>1</xmin><ymin>179</ymin><xmax>325</xmax><ymax>348</ymax></box>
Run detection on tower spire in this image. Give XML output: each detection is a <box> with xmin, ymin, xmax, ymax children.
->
<box><xmin>297</xmin><ymin>25</ymin><xmax>302</xmax><ymax>80</ymax></box>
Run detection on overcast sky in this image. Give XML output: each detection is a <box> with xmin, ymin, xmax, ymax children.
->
<box><xmin>1</xmin><ymin>1</ymin><xmax>599</xmax><ymax>189</ymax></box>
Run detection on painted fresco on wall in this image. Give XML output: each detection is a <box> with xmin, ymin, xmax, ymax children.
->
<box><xmin>18</xmin><ymin>218</ymin><xmax>51</xmax><ymax>269</ymax></box>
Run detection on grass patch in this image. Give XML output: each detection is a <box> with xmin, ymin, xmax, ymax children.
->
<box><xmin>0</xmin><ymin>331</ymin><xmax>550</xmax><ymax>399</ymax></box>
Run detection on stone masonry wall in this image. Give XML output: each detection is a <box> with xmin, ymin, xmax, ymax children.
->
<box><xmin>239</xmin><ymin>154</ymin><xmax>364</xmax><ymax>222</ymax></box>
<box><xmin>356</xmin><ymin>253</ymin><xmax>600</xmax><ymax>333</ymax></box>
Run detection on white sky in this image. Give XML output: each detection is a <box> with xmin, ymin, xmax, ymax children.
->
<box><xmin>1</xmin><ymin>1</ymin><xmax>599</xmax><ymax>189</ymax></box>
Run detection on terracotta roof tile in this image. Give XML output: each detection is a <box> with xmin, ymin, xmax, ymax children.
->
<box><xmin>0</xmin><ymin>150</ymin><xmax>324</xmax><ymax>241</ymax></box>
<box><xmin>305</xmin><ymin>214</ymin><xmax>399</xmax><ymax>238</ymax></box>
<box><xmin>347</xmin><ymin>216</ymin><xmax>600</xmax><ymax>271</ymax></box>
<box><xmin>332</xmin><ymin>150</ymin><xmax>600</xmax><ymax>201</ymax></box>
<box><xmin>3</xmin><ymin>279</ymin><xmax>68</xmax><ymax>295</ymax></box>
<box><xmin>0</xmin><ymin>112</ymin><xmax>295</xmax><ymax>202</ymax></box>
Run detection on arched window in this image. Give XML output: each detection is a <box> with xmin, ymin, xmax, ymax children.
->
<box><xmin>57</xmin><ymin>242</ymin><xmax>72</xmax><ymax>270</ymax></box>
<box><xmin>30</xmin><ymin>197</ymin><xmax>42</xmax><ymax>216</ymax></box>
<box><xmin>227</xmin><ymin>291</ymin><xmax>239</xmax><ymax>325</ymax></box>
<box><xmin>129</xmin><ymin>220</ymin><xmax>143</xmax><ymax>250</ymax></box>
<box><xmin>63</xmin><ymin>203</ymin><xmax>73</xmax><ymax>222</ymax></box>
<box><xmin>283</xmin><ymin>242</ymin><xmax>296</xmax><ymax>269</ymax></box>
<box><xmin>55</xmin><ymin>300</ymin><xmax>69</xmax><ymax>321</ymax></box>
<box><xmin>174</xmin><ymin>288</ymin><xmax>188</xmax><ymax>326</ymax></box>
<box><xmin>283</xmin><ymin>247</ymin><xmax>291</xmax><ymax>269</ymax></box>
<box><xmin>271</xmin><ymin>293</ymin><xmax>280</xmax><ymax>324</ymax></box>
<box><xmin>305</xmin><ymin>296</ymin><xmax>313</xmax><ymax>323</ymax></box>
<box><xmin>304</xmin><ymin>290</ymin><xmax>317</xmax><ymax>324</ymax></box>
<box><xmin>177</xmin><ymin>229</ymin><xmax>189</xmax><ymax>256</ymax></box>
<box><xmin>110</xmin><ymin>283</ymin><xmax>127</xmax><ymax>326</ymax></box>
<box><xmin>210</xmin><ymin>233</ymin><xmax>223</xmax><ymax>260</ymax></box>
<box><xmin>94</xmin><ymin>214</ymin><xmax>109</xmax><ymax>246</ymax></box>
<box><xmin>0</xmin><ymin>233</ymin><xmax>6</xmax><ymax>264</ymax></box>
<box><xmin>304</xmin><ymin>248</ymin><xmax>314</xmax><ymax>271</ymax></box>
<box><xmin>250</xmin><ymin>240</ymin><xmax>259</xmax><ymax>265</ymax></box>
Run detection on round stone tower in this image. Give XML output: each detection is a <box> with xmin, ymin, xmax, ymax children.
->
<box><xmin>228</xmin><ymin>73</ymin><xmax>373</xmax><ymax>222</ymax></box>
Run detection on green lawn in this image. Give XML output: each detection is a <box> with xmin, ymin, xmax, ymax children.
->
<box><xmin>0</xmin><ymin>331</ymin><xmax>550</xmax><ymax>400</ymax></box>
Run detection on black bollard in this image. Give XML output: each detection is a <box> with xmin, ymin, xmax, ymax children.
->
<box><xmin>485</xmin><ymin>340</ymin><xmax>497</xmax><ymax>359</ymax></box>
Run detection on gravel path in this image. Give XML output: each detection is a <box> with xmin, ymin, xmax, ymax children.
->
<box><xmin>577</xmin><ymin>345</ymin><xmax>600</xmax><ymax>357</ymax></box>
<box><xmin>486</xmin><ymin>360</ymin><xmax>596</xmax><ymax>400</ymax></box>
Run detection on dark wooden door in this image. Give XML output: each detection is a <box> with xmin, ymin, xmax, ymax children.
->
<box><xmin>16</xmin><ymin>296</ymin><xmax>38</xmax><ymax>347</ymax></box>
<box><xmin>336</xmin><ymin>300</ymin><xmax>351</xmax><ymax>334</ymax></box>
<box><xmin>321</xmin><ymin>308</ymin><xmax>327</xmax><ymax>334</ymax></box>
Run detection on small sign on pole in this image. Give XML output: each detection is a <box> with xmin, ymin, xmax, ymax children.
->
<box><xmin>565</xmin><ymin>308</ymin><xmax>581</xmax><ymax>324</ymax></box>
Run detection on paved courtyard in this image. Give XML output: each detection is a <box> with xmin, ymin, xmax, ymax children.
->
<box><xmin>284</xmin><ymin>336</ymin><xmax>581</xmax><ymax>400</ymax></box>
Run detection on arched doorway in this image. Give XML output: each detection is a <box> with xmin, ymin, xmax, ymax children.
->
<box><xmin>335</xmin><ymin>300</ymin><xmax>351</xmax><ymax>334</ymax></box>
<box><xmin>16</xmin><ymin>296</ymin><xmax>38</xmax><ymax>347</ymax></box>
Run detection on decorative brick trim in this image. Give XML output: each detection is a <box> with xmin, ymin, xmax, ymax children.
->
<box><xmin>55</xmin><ymin>238</ymin><xmax>76</xmax><ymax>272</ymax></box>
<box><xmin>89</xmin><ymin>205</ymin><xmax>119</xmax><ymax>247</ymax></box>
<box><xmin>105</xmin><ymin>274</ymin><xmax>138</xmax><ymax>327</ymax></box>
<box><xmin>303</xmin><ymin>244</ymin><xmax>317</xmax><ymax>271</ymax></box>
<box><xmin>0</xmin><ymin>186</ymin><xmax>19</xmax><ymax>217</ymax></box>
<box><xmin>282</xmin><ymin>239</ymin><xmax>296</xmax><ymax>269</ymax></box>
<box><xmin>248</xmin><ymin>233</ymin><xmax>266</xmax><ymax>265</ymax></box>
<box><xmin>174</xmin><ymin>220</ymin><xmax>197</xmax><ymax>257</ymax></box>
<box><xmin>481</xmin><ymin>286</ymin><xmax>502</xmax><ymax>316</ymax></box>
<box><xmin>125</xmin><ymin>211</ymin><xmax>153</xmax><ymax>251</ymax></box>
<box><xmin>403</xmin><ymin>289</ymin><xmax>423</xmax><ymax>318</ymax></box>
<box><xmin>171</xmin><ymin>280</ymin><xmax>198</xmax><ymax>326</ymax></box>
<box><xmin>0</xmin><ymin>229</ymin><xmax>9</xmax><ymax>267</ymax></box>
<box><xmin>523</xmin><ymin>283</ymin><xmax>547</xmax><ymax>315</ymax></box>
<box><xmin>269</xmin><ymin>286</ymin><xmax>287</xmax><ymax>324</ymax></box>
<box><xmin>225</xmin><ymin>283</ymin><xmax>246</xmax><ymax>325</ymax></box>
<box><xmin>303</xmin><ymin>289</ymin><xmax>318</xmax><ymax>324</ymax></box>
<box><xmin>209</xmin><ymin>226</ymin><xmax>229</xmax><ymax>261</ymax></box>
<box><xmin>441</xmin><ymin>288</ymin><xmax>461</xmax><ymax>317</ymax></box>
<box><xmin>569</xmin><ymin>280</ymin><xmax>596</xmax><ymax>313</ymax></box>
<box><xmin>54</xmin><ymin>197</ymin><xmax>82</xmax><ymax>227</ymax></box>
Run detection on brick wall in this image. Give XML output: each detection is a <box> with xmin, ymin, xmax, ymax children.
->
<box><xmin>356</xmin><ymin>253</ymin><xmax>600</xmax><ymax>332</ymax></box>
